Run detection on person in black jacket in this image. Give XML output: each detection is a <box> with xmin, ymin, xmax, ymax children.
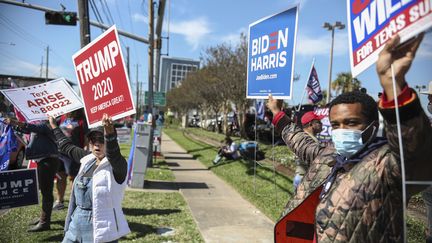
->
<box><xmin>4</xmin><ymin>118</ymin><xmax>61</xmax><ymax>232</ymax></box>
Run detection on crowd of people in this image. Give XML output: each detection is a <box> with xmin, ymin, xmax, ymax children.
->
<box><xmin>3</xmin><ymin>112</ymin><xmax>130</xmax><ymax>242</ymax></box>
<box><xmin>0</xmin><ymin>31</ymin><xmax>431</xmax><ymax>242</ymax></box>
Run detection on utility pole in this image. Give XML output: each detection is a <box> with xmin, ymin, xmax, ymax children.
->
<box><xmin>323</xmin><ymin>21</ymin><xmax>345</xmax><ymax>104</ymax></box>
<box><xmin>40</xmin><ymin>56</ymin><xmax>43</xmax><ymax>77</ymax></box>
<box><xmin>136</xmin><ymin>63</ymin><xmax>141</xmax><ymax>120</ymax></box>
<box><xmin>126</xmin><ymin>46</ymin><xmax>130</xmax><ymax>80</ymax></box>
<box><xmin>77</xmin><ymin>0</ymin><xmax>90</xmax><ymax>47</ymax></box>
<box><xmin>45</xmin><ymin>45</ymin><xmax>49</xmax><ymax>82</ymax></box>
<box><xmin>147</xmin><ymin>0</ymin><xmax>155</xmax><ymax>167</ymax></box>
<box><xmin>154</xmin><ymin>0</ymin><xmax>166</xmax><ymax>92</ymax></box>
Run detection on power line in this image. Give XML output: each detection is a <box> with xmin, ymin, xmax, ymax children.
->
<box><xmin>114</xmin><ymin>0</ymin><xmax>125</xmax><ymax>28</ymax></box>
<box><xmin>130</xmin><ymin>0</ymin><xmax>141</xmax><ymax>63</ymax></box>
<box><xmin>0</xmin><ymin>13</ymin><xmax>46</xmax><ymax>50</ymax></box>
<box><xmin>98</xmin><ymin>0</ymin><xmax>113</xmax><ymax>25</ymax></box>
<box><xmin>102</xmin><ymin>0</ymin><xmax>115</xmax><ymax>24</ymax></box>
<box><xmin>89</xmin><ymin>0</ymin><xmax>104</xmax><ymax>25</ymax></box>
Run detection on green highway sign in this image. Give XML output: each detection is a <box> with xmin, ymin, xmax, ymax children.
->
<box><xmin>144</xmin><ymin>91</ymin><xmax>166</xmax><ymax>106</ymax></box>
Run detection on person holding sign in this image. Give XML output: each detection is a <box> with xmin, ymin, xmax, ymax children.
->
<box><xmin>268</xmin><ymin>33</ymin><xmax>432</xmax><ymax>242</ymax></box>
<box><xmin>49</xmin><ymin>114</ymin><xmax>130</xmax><ymax>243</ymax></box>
<box><xmin>292</xmin><ymin>111</ymin><xmax>324</xmax><ymax>192</ymax></box>
<box><xmin>4</xmin><ymin>118</ymin><xmax>60</xmax><ymax>232</ymax></box>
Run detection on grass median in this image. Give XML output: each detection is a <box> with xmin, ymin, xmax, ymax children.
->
<box><xmin>164</xmin><ymin>127</ymin><xmax>294</xmax><ymax>221</ymax></box>
<box><xmin>0</xmin><ymin>143</ymin><xmax>203</xmax><ymax>243</ymax></box>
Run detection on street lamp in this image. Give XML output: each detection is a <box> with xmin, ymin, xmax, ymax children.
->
<box><xmin>323</xmin><ymin>21</ymin><xmax>345</xmax><ymax>103</ymax></box>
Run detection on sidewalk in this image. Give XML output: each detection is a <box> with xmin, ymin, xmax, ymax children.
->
<box><xmin>161</xmin><ymin>132</ymin><xmax>274</xmax><ymax>243</ymax></box>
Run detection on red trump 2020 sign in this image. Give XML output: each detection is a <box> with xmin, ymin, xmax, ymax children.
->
<box><xmin>73</xmin><ymin>25</ymin><xmax>136</xmax><ymax>128</ymax></box>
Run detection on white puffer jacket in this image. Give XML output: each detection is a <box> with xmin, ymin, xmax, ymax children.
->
<box><xmin>64</xmin><ymin>153</ymin><xmax>131</xmax><ymax>243</ymax></box>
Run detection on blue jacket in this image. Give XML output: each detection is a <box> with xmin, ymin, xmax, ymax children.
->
<box><xmin>16</xmin><ymin>121</ymin><xmax>58</xmax><ymax>160</ymax></box>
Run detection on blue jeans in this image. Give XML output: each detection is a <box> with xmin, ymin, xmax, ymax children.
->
<box><xmin>423</xmin><ymin>186</ymin><xmax>432</xmax><ymax>237</ymax></box>
<box><xmin>293</xmin><ymin>174</ymin><xmax>304</xmax><ymax>192</ymax></box>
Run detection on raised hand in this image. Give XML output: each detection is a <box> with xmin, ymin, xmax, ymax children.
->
<box><xmin>376</xmin><ymin>33</ymin><xmax>424</xmax><ymax>100</ymax></box>
<box><xmin>48</xmin><ymin>116</ymin><xmax>57</xmax><ymax>129</ymax></box>
<box><xmin>101</xmin><ymin>113</ymin><xmax>115</xmax><ymax>135</ymax></box>
<box><xmin>266</xmin><ymin>94</ymin><xmax>283</xmax><ymax>115</ymax></box>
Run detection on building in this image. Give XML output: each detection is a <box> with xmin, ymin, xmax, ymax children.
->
<box><xmin>0</xmin><ymin>74</ymin><xmax>76</xmax><ymax>89</ymax></box>
<box><xmin>158</xmin><ymin>56</ymin><xmax>200</xmax><ymax>93</ymax></box>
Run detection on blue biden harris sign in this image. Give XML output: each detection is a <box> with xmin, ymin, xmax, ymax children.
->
<box><xmin>247</xmin><ymin>6</ymin><xmax>298</xmax><ymax>99</ymax></box>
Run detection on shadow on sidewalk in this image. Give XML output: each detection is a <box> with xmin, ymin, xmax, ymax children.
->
<box><xmin>144</xmin><ymin>180</ymin><xmax>178</xmax><ymax>190</ymax></box>
<box><xmin>171</xmin><ymin>168</ymin><xmax>209</xmax><ymax>172</ymax></box>
<box><xmin>143</xmin><ymin>180</ymin><xmax>209</xmax><ymax>190</ymax></box>
<box><xmin>123</xmin><ymin>208</ymin><xmax>181</xmax><ymax>216</ymax></box>
<box><xmin>164</xmin><ymin>156</ymin><xmax>196</xmax><ymax>160</ymax></box>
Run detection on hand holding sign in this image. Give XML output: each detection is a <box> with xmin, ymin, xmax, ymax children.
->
<box><xmin>73</xmin><ymin>26</ymin><xmax>135</xmax><ymax>128</ymax></box>
<box><xmin>101</xmin><ymin>113</ymin><xmax>115</xmax><ymax>135</ymax></box>
<box><xmin>266</xmin><ymin>94</ymin><xmax>284</xmax><ymax>116</ymax></box>
<box><xmin>48</xmin><ymin>116</ymin><xmax>57</xmax><ymax>129</ymax></box>
<box><xmin>376</xmin><ymin>33</ymin><xmax>424</xmax><ymax>100</ymax></box>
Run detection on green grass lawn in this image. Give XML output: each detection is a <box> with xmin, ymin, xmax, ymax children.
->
<box><xmin>0</xmin><ymin>140</ymin><xmax>203</xmax><ymax>243</ymax></box>
<box><xmin>184</xmin><ymin>127</ymin><xmax>296</xmax><ymax>168</ymax></box>
<box><xmin>0</xmin><ymin>191</ymin><xmax>203</xmax><ymax>243</ymax></box>
<box><xmin>165</xmin><ymin>128</ymin><xmax>294</xmax><ymax>221</ymax></box>
<box><xmin>120</xmin><ymin>142</ymin><xmax>175</xmax><ymax>182</ymax></box>
<box><xmin>164</xmin><ymin>127</ymin><xmax>427</xmax><ymax>243</ymax></box>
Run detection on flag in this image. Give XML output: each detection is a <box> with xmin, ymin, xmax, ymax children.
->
<box><xmin>126</xmin><ymin>128</ymin><xmax>137</xmax><ymax>185</ymax></box>
<box><xmin>306</xmin><ymin>65</ymin><xmax>323</xmax><ymax>104</ymax></box>
<box><xmin>256</xmin><ymin>100</ymin><xmax>265</xmax><ymax>120</ymax></box>
<box><xmin>0</xmin><ymin>124</ymin><xmax>17</xmax><ymax>171</ymax></box>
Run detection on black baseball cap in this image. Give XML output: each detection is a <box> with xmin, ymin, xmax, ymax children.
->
<box><xmin>86</xmin><ymin>126</ymin><xmax>104</xmax><ymax>139</ymax></box>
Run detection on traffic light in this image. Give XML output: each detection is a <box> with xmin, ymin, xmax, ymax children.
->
<box><xmin>45</xmin><ymin>11</ymin><xmax>77</xmax><ymax>26</ymax></box>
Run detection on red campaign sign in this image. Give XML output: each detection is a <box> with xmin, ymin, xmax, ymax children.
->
<box><xmin>72</xmin><ymin>25</ymin><xmax>135</xmax><ymax>128</ymax></box>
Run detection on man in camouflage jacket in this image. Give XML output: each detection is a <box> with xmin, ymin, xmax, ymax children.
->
<box><xmin>268</xmin><ymin>34</ymin><xmax>432</xmax><ymax>242</ymax></box>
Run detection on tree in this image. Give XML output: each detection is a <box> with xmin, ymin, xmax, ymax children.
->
<box><xmin>331</xmin><ymin>72</ymin><xmax>362</xmax><ymax>96</ymax></box>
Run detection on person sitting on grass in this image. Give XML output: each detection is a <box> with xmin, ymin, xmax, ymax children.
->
<box><xmin>213</xmin><ymin>136</ymin><xmax>239</xmax><ymax>164</ymax></box>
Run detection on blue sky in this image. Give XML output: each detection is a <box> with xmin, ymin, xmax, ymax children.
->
<box><xmin>0</xmin><ymin>0</ymin><xmax>431</xmax><ymax>112</ymax></box>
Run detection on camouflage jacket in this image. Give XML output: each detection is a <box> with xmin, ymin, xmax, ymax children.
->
<box><xmin>275</xmin><ymin>92</ymin><xmax>432</xmax><ymax>242</ymax></box>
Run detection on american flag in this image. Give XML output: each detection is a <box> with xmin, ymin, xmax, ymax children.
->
<box><xmin>256</xmin><ymin>100</ymin><xmax>265</xmax><ymax>120</ymax></box>
<box><xmin>306</xmin><ymin>65</ymin><xmax>323</xmax><ymax>104</ymax></box>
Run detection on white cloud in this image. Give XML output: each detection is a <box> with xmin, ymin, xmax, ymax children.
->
<box><xmin>296</xmin><ymin>32</ymin><xmax>349</xmax><ymax>57</ymax></box>
<box><xmin>132</xmin><ymin>13</ymin><xmax>148</xmax><ymax>24</ymax></box>
<box><xmin>169</xmin><ymin>17</ymin><xmax>211</xmax><ymax>50</ymax></box>
<box><xmin>220</xmin><ymin>27</ymin><xmax>247</xmax><ymax>44</ymax></box>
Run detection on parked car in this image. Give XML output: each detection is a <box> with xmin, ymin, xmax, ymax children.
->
<box><xmin>188</xmin><ymin>115</ymin><xmax>200</xmax><ymax>127</ymax></box>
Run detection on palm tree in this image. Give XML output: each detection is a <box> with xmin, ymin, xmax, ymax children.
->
<box><xmin>331</xmin><ymin>72</ymin><xmax>361</xmax><ymax>95</ymax></box>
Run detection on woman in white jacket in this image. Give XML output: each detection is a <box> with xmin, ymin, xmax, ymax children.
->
<box><xmin>49</xmin><ymin>114</ymin><xmax>130</xmax><ymax>243</ymax></box>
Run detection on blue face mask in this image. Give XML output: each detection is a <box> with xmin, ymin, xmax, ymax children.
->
<box><xmin>331</xmin><ymin>128</ymin><xmax>364</xmax><ymax>158</ymax></box>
